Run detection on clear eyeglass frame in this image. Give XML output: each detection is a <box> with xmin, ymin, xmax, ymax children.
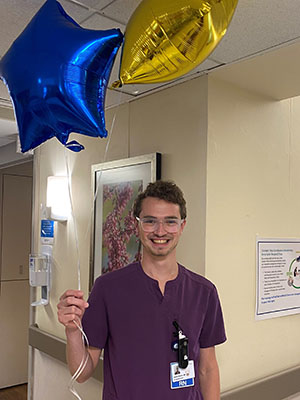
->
<box><xmin>136</xmin><ymin>216</ymin><xmax>184</xmax><ymax>233</ymax></box>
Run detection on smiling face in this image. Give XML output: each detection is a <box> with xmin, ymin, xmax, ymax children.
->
<box><xmin>137</xmin><ymin>197</ymin><xmax>186</xmax><ymax>260</ymax></box>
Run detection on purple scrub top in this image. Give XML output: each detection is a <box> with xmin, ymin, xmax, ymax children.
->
<box><xmin>82</xmin><ymin>262</ymin><xmax>226</xmax><ymax>399</ymax></box>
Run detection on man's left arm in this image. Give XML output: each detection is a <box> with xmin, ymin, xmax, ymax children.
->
<box><xmin>198</xmin><ymin>346</ymin><xmax>220</xmax><ymax>400</ymax></box>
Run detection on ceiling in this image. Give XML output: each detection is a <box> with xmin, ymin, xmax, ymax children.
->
<box><xmin>1</xmin><ymin>0</ymin><xmax>300</xmax><ymax>147</ymax></box>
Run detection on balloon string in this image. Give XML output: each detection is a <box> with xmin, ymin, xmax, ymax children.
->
<box><xmin>83</xmin><ymin>90</ymin><xmax>124</xmax><ymax>250</ymax></box>
<box><xmin>64</xmin><ymin>89</ymin><xmax>124</xmax><ymax>400</ymax></box>
<box><xmin>68</xmin><ymin>320</ymin><xmax>90</xmax><ymax>400</ymax></box>
<box><xmin>64</xmin><ymin>151</ymin><xmax>86</xmax><ymax>400</ymax></box>
<box><xmin>64</xmin><ymin>148</ymin><xmax>81</xmax><ymax>291</ymax></box>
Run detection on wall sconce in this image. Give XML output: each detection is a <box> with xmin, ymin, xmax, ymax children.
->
<box><xmin>46</xmin><ymin>176</ymin><xmax>71</xmax><ymax>222</ymax></box>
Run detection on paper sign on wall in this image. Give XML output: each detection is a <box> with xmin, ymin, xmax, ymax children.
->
<box><xmin>256</xmin><ymin>238</ymin><xmax>300</xmax><ymax>320</ymax></box>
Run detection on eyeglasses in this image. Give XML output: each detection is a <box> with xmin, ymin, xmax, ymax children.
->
<box><xmin>136</xmin><ymin>217</ymin><xmax>184</xmax><ymax>233</ymax></box>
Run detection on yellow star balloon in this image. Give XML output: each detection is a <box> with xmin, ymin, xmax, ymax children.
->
<box><xmin>113</xmin><ymin>0</ymin><xmax>238</xmax><ymax>87</ymax></box>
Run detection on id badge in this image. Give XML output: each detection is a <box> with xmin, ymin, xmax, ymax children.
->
<box><xmin>170</xmin><ymin>360</ymin><xmax>195</xmax><ymax>389</ymax></box>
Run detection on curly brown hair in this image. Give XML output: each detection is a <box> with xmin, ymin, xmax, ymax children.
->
<box><xmin>133</xmin><ymin>180</ymin><xmax>187</xmax><ymax>219</ymax></box>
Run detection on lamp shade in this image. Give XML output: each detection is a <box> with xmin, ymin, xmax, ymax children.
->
<box><xmin>46</xmin><ymin>176</ymin><xmax>70</xmax><ymax>221</ymax></box>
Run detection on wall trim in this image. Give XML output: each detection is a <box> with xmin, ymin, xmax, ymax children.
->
<box><xmin>29</xmin><ymin>326</ymin><xmax>300</xmax><ymax>399</ymax></box>
<box><xmin>28</xmin><ymin>325</ymin><xmax>103</xmax><ymax>381</ymax></box>
<box><xmin>221</xmin><ymin>366</ymin><xmax>300</xmax><ymax>400</ymax></box>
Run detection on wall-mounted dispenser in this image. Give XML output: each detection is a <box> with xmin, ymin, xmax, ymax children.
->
<box><xmin>29</xmin><ymin>244</ymin><xmax>52</xmax><ymax>306</ymax></box>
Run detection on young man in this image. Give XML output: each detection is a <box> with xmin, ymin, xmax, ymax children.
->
<box><xmin>57</xmin><ymin>180</ymin><xmax>226</xmax><ymax>400</ymax></box>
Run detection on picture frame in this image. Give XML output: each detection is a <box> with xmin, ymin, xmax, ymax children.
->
<box><xmin>89</xmin><ymin>153</ymin><xmax>161</xmax><ymax>290</ymax></box>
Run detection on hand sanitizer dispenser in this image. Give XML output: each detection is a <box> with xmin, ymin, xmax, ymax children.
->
<box><xmin>29</xmin><ymin>244</ymin><xmax>52</xmax><ymax>306</ymax></box>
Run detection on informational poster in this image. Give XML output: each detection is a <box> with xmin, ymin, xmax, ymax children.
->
<box><xmin>256</xmin><ymin>238</ymin><xmax>300</xmax><ymax>320</ymax></box>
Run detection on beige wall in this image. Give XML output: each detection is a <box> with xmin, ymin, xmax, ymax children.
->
<box><xmin>128</xmin><ymin>77</ymin><xmax>208</xmax><ymax>272</ymax></box>
<box><xmin>34</xmin><ymin>77</ymin><xmax>208</xmax><ymax>338</ymax></box>
<box><xmin>32</xmin><ymin>77</ymin><xmax>209</xmax><ymax>398</ymax></box>
<box><xmin>34</xmin><ymin>102</ymin><xmax>130</xmax><ymax>339</ymax></box>
<box><xmin>33</xmin><ymin>349</ymin><xmax>102</xmax><ymax>400</ymax></box>
<box><xmin>0</xmin><ymin>107</ymin><xmax>32</xmax><ymax>167</ymax></box>
<box><xmin>207</xmin><ymin>76</ymin><xmax>300</xmax><ymax>391</ymax></box>
<box><xmin>32</xmin><ymin>70</ymin><xmax>300</xmax><ymax>398</ymax></box>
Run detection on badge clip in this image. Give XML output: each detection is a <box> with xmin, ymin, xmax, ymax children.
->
<box><xmin>172</xmin><ymin>320</ymin><xmax>189</xmax><ymax>369</ymax></box>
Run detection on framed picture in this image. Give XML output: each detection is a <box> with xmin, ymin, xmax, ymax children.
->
<box><xmin>89</xmin><ymin>153</ymin><xmax>161</xmax><ymax>289</ymax></box>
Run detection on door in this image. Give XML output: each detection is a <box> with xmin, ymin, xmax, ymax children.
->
<box><xmin>0</xmin><ymin>174</ymin><xmax>32</xmax><ymax>388</ymax></box>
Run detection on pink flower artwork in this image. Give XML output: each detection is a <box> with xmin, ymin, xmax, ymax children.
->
<box><xmin>101</xmin><ymin>180</ymin><xmax>143</xmax><ymax>274</ymax></box>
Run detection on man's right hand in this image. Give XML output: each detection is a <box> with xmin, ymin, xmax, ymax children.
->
<box><xmin>57</xmin><ymin>290</ymin><xmax>89</xmax><ymax>331</ymax></box>
<box><xmin>57</xmin><ymin>290</ymin><xmax>100</xmax><ymax>382</ymax></box>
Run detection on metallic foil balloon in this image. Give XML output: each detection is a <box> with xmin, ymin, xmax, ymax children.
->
<box><xmin>113</xmin><ymin>0</ymin><xmax>238</xmax><ymax>87</ymax></box>
<box><xmin>0</xmin><ymin>0</ymin><xmax>123</xmax><ymax>153</ymax></box>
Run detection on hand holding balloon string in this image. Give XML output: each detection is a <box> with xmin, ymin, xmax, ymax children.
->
<box><xmin>59</xmin><ymin>90</ymin><xmax>123</xmax><ymax>396</ymax></box>
<box><xmin>57</xmin><ymin>289</ymin><xmax>90</xmax><ymax>400</ymax></box>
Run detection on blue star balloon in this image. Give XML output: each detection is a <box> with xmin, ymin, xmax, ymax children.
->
<box><xmin>0</xmin><ymin>0</ymin><xmax>123</xmax><ymax>152</ymax></box>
